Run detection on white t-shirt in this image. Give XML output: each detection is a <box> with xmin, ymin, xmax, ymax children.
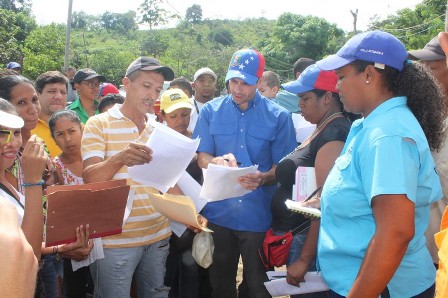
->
<box><xmin>0</xmin><ymin>189</ymin><xmax>24</xmax><ymax>226</ymax></box>
<box><xmin>188</xmin><ymin>98</ymin><xmax>205</xmax><ymax>132</ymax></box>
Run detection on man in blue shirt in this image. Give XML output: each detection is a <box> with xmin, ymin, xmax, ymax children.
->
<box><xmin>193</xmin><ymin>48</ymin><xmax>296</xmax><ymax>298</ymax></box>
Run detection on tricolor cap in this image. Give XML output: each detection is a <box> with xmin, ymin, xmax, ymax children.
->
<box><xmin>225</xmin><ymin>48</ymin><xmax>265</xmax><ymax>85</ymax></box>
<box><xmin>317</xmin><ymin>31</ymin><xmax>408</xmax><ymax>71</ymax></box>
<box><xmin>282</xmin><ymin>64</ymin><xmax>338</xmax><ymax>95</ymax></box>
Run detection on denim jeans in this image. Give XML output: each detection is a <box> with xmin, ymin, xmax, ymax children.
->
<box><xmin>90</xmin><ymin>237</ymin><xmax>170</xmax><ymax>298</ymax></box>
<box><xmin>40</xmin><ymin>254</ymin><xmax>64</xmax><ymax>298</ymax></box>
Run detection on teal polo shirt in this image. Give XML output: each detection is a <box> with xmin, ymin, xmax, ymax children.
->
<box><xmin>69</xmin><ymin>99</ymin><xmax>99</xmax><ymax>124</ymax></box>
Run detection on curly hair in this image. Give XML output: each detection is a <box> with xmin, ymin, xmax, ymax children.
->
<box><xmin>352</xmin><ymin>60</ymin><xmax>446</xmax><ymax>151</ymax></box>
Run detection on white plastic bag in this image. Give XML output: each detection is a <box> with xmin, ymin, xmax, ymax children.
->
<box><xmin>192</xmin><ymin>231</ymin><xmax>214</xmax><ymax>268</ymax></box>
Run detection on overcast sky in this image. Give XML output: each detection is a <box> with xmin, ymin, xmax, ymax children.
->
<box><xmin>31</xmin><ymin>0</ymin><xmax>424</xmax><ymax>32</ymax></box>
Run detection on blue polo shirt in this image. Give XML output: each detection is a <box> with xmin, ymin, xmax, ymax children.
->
<box><xmin>193</xmin><ymin>92</ymin><xmax>297</xmax><ymax>232</ymax></box>
<box><xmin>318</xmin><ymin>96</ymin><xmax>442</xmax><ymax>297</ymax></box>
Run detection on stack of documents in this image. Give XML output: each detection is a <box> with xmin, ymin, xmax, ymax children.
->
<box><xmin>264</xmin><ymin>271</ymin><xmax>329</xmax><ymax>296</ymax></box>
<box><xmin>128</xmin><ymin>121</ymin><xmax>200</xmax><ymax>193</ymax></box>
<box><xmin>200</xmin><ymin>164</ymin><xmax>259</xmax><ymax>201</ymax></box>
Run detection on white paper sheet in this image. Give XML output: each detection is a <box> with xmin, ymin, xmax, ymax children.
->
<box><xmin>292</xmin><ymin>113</ymin><xmax>316</xmax><ymax>143</ymax></box>
<box><xmin>71</xmin><ymin>238</ymin><xmax>104</xmax><ymax>271</ymax></box>
<box><xmin>200</xmin><ymin>164</ymin><xmax>259</xmax><ymax>202</ymax></box>
<box><xmin>170</xmin><ymin>172</ymin><xmax>208</xmax><ymax>237</ymax></box>
<box><xmin>264</xmin><ymin>271</ymin><xmax>329</xmax><ymax>296</ymax></box>
<box><xmin>128</xmin><ymin>122</ymin><xmax>200</xmax><ymax>193</ymax></box>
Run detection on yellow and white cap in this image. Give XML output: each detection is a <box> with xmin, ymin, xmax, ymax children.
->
<box><xmin>160</xmin><ymin>88</ymin><xmax>192</xmax><ymax>113</ymax></box>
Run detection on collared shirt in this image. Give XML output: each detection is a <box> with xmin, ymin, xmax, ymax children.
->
<box><xmin>82</xmin><ymin>104</ymin><xmax>170</xmax><ymax>248</ymax></box>
<box><xmin>193</xmin><ymin>92</ymin><xmax>297</xmax><ymax>232</ymax></box>
<box><xmin>275</xmin><ymin>90</ymin><xmax>300</xmax><ymax>113</ymax></box>
<box><xmin>31</xmin><ymin>119</ymin><xmax>62</xmax><ymax>157</ymax></box>
<box><xmin>69</xmin><ymin>99</ymin><xmax>99</xmax><ymax>124</ymax></box>
<box><xmin>318</xmin><ymin>96</ymin><xmax>442</xmax><ymax>297</ymax></box>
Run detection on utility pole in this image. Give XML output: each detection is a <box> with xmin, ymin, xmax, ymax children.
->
<box><xmin>64</xmin><ymin>0</ymin><xmax>73</xmax><ymax>71</ymax></box>
<box><xmin>445</xmin><ymin>0</ymin><xmax>448</xmax><ymax>31</ymax></box>
<box><xmin>350</xmin><ymin>9</ymin><xmax>358</xmax><ymax>34</ymax></box>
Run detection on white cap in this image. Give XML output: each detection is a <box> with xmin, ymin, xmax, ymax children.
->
<box><xmin>0</xmin><ymin>110</ymin><xmax>24</xmax><ymax>129</ymax></box>
<box><xmin>193</xmin><ymin>67</ymin><xmax>217</xmax><ymax>82</ymax></box>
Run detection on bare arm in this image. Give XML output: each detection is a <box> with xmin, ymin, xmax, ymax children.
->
<box><xmin>83</xmin><ymin>142</ymin><xmax>152</xmax><ymax>183</ymax></box>
<box><xmin>21</xmin><ymin>135</ymin><xmax>47</xmax><ymax>259</ymax></box>
<box><xmin>347</xmin><ymin>195</ymin><xmax>414</xmax><ymax>297</ymax></box>
<box><xmin>287</xmin><ymin>141</ymin><xmax>344</xmax><ymax>285</ymax></box>
<box><xmin>0</xmin><ymin>199</ymin><xmax>38</xmax><ymax>298</ymax></box>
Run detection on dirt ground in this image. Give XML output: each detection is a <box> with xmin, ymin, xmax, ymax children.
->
<box><xmin>236</xmin><ymin>257</ymin><xmax>289</xmax><ymax>298</ymax></box>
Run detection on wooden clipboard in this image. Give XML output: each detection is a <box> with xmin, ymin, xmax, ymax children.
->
<box><xmin>45</xmin><ymin>179</ymin><xmax>130</xmax><ymax>247</ymax></box>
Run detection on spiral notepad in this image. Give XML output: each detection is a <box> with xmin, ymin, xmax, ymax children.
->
<box><xmin>285</xmin><ymin>199</ymin><xmax>321</xmax><ymax>218</ymax></box>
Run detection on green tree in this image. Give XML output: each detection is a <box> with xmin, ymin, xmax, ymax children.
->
<box><xmin>259</xmin><ymin>13</ymin><xmax>344</xmax><ymax>80</ymax></box>
<box><xmin>208</xmin><ymin>28</ymin><xmax>234</xmax><ymax>47</ymax></box>
<box><xmin>138</xmin><ymin>0</ymin><xmax>177</xmax><ymax>30</ymax></box>
<box><xmin>89</xmin><ymin>49</ymin><xmax>136</xmax><ymax>86</ymax></box>
<box><xmin>0</xmin><ymin>8</ymin><xmax>36</xmax><ymax>66</ymax></box>
<box><xmin>0</xmin><ymin>0</ymin><xmax>31</xmax><ymax>13</ymax></box>
<box><xmin>140</xmin><ymin>31</ymin><xmax>169</xmax><ymax>57</ymax></box>
<box><xmin>101</xmin><ymin>11</ymin><xmax>137</xmax><ymax>34</ymax></box>
<box><xmin>186</xmin><ymin>4</ymin><xmax>202</xmax><ymax>24</ymax></box>
<box><xmin>71</xmin><ymin>11</ymin><xmax>100</xmax><ymax>31</ymax></box>
<box><xmin>368</xmin><ymin>0</ymin><xmax>445</xmax><ymax>50</ymax></box>
<box><xmin>22</xmin><ymin>24</ymin><xmax>65</xmax><ymax>79</ymax></box>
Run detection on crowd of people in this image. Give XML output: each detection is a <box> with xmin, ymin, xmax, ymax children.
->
<box><xmin>2</xmin><ymin>29</ymin><xmax>448</xmax><ymax>298</ymax></box>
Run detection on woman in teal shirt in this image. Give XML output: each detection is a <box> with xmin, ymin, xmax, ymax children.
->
<box><xmin>315</xmin><ymin>31</ymin><xmax>445</xmax><ymax>297</ymax></box>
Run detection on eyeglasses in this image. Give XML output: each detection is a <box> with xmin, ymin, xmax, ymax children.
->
<box><xmin>81</xmin><ymin>81</ymin><xmax>100</xmax><ymax>89</ymax></box>
<box><xmin>0</xmin><ymin>130</ymin><xmax>12</xmax><ymax>144</ymax></box>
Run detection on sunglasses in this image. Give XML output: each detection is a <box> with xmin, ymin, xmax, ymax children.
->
<box><xmin>0</xmin><ymin>130</ymin><xmax>12</xmax><ymax>144</ymax></box>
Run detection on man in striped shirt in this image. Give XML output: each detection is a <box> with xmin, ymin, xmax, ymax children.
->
<box><xmin>81</xmin><ymin>57</ymin><xmax>175</xmax><ymax>297</ymax></box>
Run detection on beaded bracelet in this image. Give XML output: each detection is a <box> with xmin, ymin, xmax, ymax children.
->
<box><xmin>21</xmin><ymin>180</ymin><xmax>45</xmax><ymax>187</ymax></box>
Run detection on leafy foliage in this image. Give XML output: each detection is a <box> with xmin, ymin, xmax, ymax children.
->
<box><xmin>22</xmin><ymin>24</ymin><xmax>65</xmax><ymax>79</ymax></box>
<box><xmin>138</xmin><ymin>0</ymin><xmax>178</xmax><ymax>30</ymax></box>
<box><xmin>259</xmin><ymin>13</ymin><xmax>345</xmax><ymax>80</ymax></box>
<box><xmin>0</xmin><ymin>0</ymin><xmax>31</xmax><ymax>13</ymax></box>
<box><xmin>0</xmin><ymin>8</ymin><xmax>35</xmax><ymax>66</ymax></box>
<box><xmin>368</xmin><ymin>0</ymin><xmax>445</xmax><ymax>50</ymax></box>
<box><xmin>186</xmin><ymin>4</ymin><xmax>202</xmax><ymax>24</ymax></box>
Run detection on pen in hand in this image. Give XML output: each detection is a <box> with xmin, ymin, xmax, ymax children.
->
<box><xmin>303</xmin><ymin>186</ymin><xmax>322</xmax><ymax>202</ymax></box>
<box><xmin>223</xmin><ymin>158</ymin><xmax>242</xmax><ymax>166</ymax></box>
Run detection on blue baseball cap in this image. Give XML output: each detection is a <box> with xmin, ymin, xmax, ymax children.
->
<box><xmin>317</xmin><ymin>31</ymin><xmax>408</xmax><ymax>71</ymax></box>
<box><xmin>225</xmin><ymin>48</ymin><xmax>265</xmax><ymax>85</ymax></box>
<box><xmin>6</xmin><ymin>61</ymin><xmax>21</xmax><ymax>69</ymax></box>
<box><xmin>282</xmin><ymin>64</ymin><xmax>338</xmax><ymax>95</ymax></box>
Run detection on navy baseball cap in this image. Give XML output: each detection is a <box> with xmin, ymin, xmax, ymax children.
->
<box><xmin>282</xmin><ymin>64</ymin><xmax>338</xmax><ymax>95</ymax></box>
<box><xmin>317</xmin><ymin>31</ymin><xmax>408</xmax><ymax>71</ymax></box>
<box><xmin>225</xmin><ymin>48</ymin><xmax>265</xmax><ymax>85</ymax></box>
<box><xmin>408</xmin><ymin>36</ymin><xmax>445</xmax><ymax>61</ymax></box>
<box><xmin>7</xmin><ymin>62</ymin><xmax>21</xmax><ymax>69</ymax></box>
<box><xmin>73</xmin><ymin>68</ymin><xmax>106</xmax><ymax>84</ymax></box>
<box><xmin>125</xmin><ymin>57</ymin><xmax>174</xmax><ymax>81</ymax></box>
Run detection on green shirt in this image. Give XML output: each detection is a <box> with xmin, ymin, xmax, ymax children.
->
<box><xmin>69</xmin><ymin>99</ymin><xmax>99</xmax><ymax>124</ymax></box>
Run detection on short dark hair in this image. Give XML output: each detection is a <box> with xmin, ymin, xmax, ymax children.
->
<box><xmin>169</xmin><ymin>77</ymin><xmax>193</xmax><ymax>97</ymax></box>
<box><xmin>293</xmin><ymin>58</ymin><xmax>315</xmax><ymax>77</ymax></box>
<box><xmin>98</xmin><ymin>93</ymin><xmax>125</xmax><ymax>113</ymax></box>
<box><xmin>35</xmin><ymin>71</ymin><xmax>69</xmax><ymax>94</ymax></box>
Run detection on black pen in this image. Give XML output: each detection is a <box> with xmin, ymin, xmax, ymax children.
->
<box><xmin>303</xmin><ymin>186</ymin><xmax>322</xmax><ymax>202</ymax></box>
<box><xmin>224</xmin><ymin>158</ymin><xmax>242</xmax><ymax>166</ymax></box>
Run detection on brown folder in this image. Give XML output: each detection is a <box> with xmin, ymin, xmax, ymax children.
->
<box><xmin>45</xmin><ymin>179</ymin><xmax>130</xmax><ymax>247</ymax></box>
